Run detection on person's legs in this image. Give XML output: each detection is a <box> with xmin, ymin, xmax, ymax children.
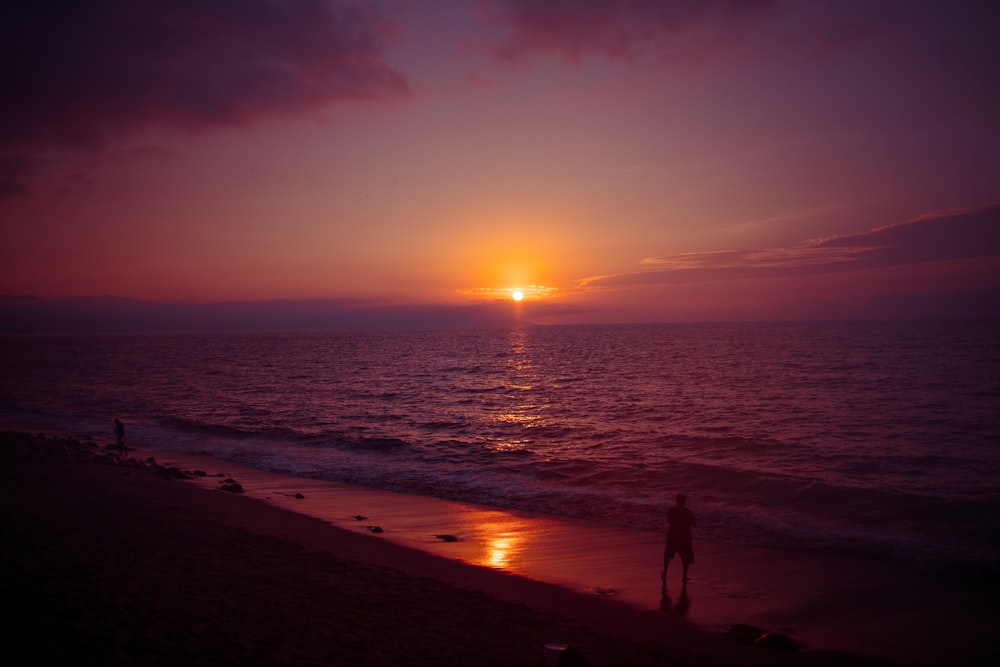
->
<box><xmin>662</xmin><ymin>538</ymin><xmax>679</xmax><ymax>595</ymax></box>
<box><xmin>680</xmin><ymin>542</ymin><xmax>693</xmax><ymax>581</ymax></box>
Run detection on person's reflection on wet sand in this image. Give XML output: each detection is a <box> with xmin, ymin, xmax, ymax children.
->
<box><xmin>660</xmin><ymin>577</ymin><xmax>691</xmax><ymax>617</ymax></box>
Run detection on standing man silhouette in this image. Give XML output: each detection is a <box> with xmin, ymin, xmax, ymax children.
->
<box><xmin>114</xmin><ymin>417</ymin><xmax>126</xmax><ymax>455</ymax></box>
<box><xmin>661</xmin><ymin>493</ymin><xmax>696</xmax><ymax>595</ymax></box>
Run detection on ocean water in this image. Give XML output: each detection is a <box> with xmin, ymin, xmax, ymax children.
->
<box><xmin>2</xmin><ymin>321</ymin><xmax>998</xmax><ymax>571</ymax></box>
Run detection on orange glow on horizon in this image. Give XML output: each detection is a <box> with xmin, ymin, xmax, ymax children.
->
<box><xmin>458</xmin><ymin>285</ymin><xmax>559</xmax><ymax>301</ymax></box>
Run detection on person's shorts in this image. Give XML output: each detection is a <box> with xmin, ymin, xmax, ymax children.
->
<box><xmin>665</xmin><ymin>536</ymin><xmax>694</xmax><ymax>565</ymax></box>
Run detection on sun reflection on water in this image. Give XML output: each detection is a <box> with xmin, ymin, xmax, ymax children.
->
<box><xmin>482</xmin><ymin>438</ymin><xmax>531</xmax><ymax>452</ymax></box>
<box><xmin>482</xmin><ymin>327</ymin><xmax>552</xmax><ymax>447</ymax></box>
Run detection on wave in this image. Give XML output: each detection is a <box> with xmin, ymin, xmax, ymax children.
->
<box><xmin>136</xmin><ymin>415</ymin><xmax>1000</xmax><ymax>572</ymax></box>
<box><xmin>4</xmin><ymin>321</ymin><xmax>998</xmax><ymax>575</ymax></box>
<box><xmin>6</xmin><ymin>403</ymin><xmax>998</xmax><ymax>572</ymax></box>
<box><xmin>155</xmin><ymin>416</ymin><xmax>305</xmax><ymax>443</ymax></box>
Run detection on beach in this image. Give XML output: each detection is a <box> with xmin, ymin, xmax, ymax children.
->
<box><xmin>2</xmin><ymin>430</ymin><xmax>996</xmax><ymax>666</ymax></box>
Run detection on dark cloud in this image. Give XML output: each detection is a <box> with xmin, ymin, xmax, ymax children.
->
<box><xmin>0</xmin><ymin>0</ymin><xmax>410</xmax><ymax>151</ymax></box>
<box><xmin>581</xmin><ymin>203</ymin><xmax>1000</xmax><ymax>288</ymax></box>
<box><xmin>0</xmin><ymin>296</ymin><xmax>529</xmax><ymax>334</ymax></box>
<box><xmin>812</xmin><ymin>204</ymin><xmax>1000</xmax><ymax>267</ymax></box>
<box><xmin>492</xmin><ymin>0</ymin><xmax>776</xmax><ymax>62</ymax></box>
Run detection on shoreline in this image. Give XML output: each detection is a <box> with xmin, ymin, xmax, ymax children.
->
<box><xmin>2</xmin><ymin>429</ymin><xmax>998</xmax><ymax>665</ymax></box>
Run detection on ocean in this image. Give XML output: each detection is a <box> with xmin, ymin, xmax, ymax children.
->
<box><xmin>2</xmin><ymin>320</ymin><xmax>998</xmax><ymax>572</ymax></box>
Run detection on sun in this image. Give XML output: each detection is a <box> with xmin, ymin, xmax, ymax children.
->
<box><xmin>511</xmin><ymin>290</ymin><xmax>524</xmax><ymax>302</ymax></box>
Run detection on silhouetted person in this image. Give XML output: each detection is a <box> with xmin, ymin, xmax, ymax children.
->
<box><xmin>661</xmin><ymin>493</ymin><xmax>695</xmax><ymax>595</ymax></box>
<box><xmin>114</xmin><ymin>417</ymin><xmax>126</xmax><ymax>454</ymax></box>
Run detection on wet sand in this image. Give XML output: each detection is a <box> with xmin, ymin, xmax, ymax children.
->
<box><xmin>2</xmin><ymin>430</ymin><xmax>997</xmax><ymax>665</ymax></box>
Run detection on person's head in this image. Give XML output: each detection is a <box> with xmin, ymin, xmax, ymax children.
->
<box><xmin>675</xmin><ymin>493</ymin><xmax>688</xmax><ymax>506</ymax></box>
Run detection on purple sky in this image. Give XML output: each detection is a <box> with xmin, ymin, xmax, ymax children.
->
<box><xmin>2</xmin><ymin>0</ymin><xmax>998</xmax><ymax>330</ymax></box>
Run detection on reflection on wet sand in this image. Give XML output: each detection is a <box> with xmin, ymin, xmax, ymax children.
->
<box><xmin>462</xmin><ymin>514</ymin><xmax>529</xmax><ymax>571</ymax></box>
<box><xmin>485</xmin><ymin>533</ymin><xmax>517</xmax><ymax>569</ymax></box>
<box><xmin>661</xmin><ymin>579</ymin><xmax>692</xmax><ymax>618</ymax></box>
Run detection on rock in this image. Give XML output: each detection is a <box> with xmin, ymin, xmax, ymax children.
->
<box><xmin>723</xmin><ymin>624</ymin><xmax>765</xmax><ymax>645</ymax></box>
<box><xmin>220</xmin><ymin>481</ymin><xmax>244</xmax><ymax>493</ymax></box>
<box><xmin>754</xmin><ymin>631</ymin><xmax>803</xmax><ymax>652</ymax></box>
<box><xmin>545</xmin><ymin>644</ymin><xmax>589</xmax><ymax>666</ymax></box>
<box><xmin>193</xmin><ymin>470</ymin><xmax>207</xmax><ymax>477</ymax></box>
<box><xmin>157</xmin><ymin>465</ymin><xmax>193</xmax><ymax>480</ymax></box>
<box><xmin>294</xmin><ymin>493</ymin><xmax>305</xmax><ymax>499</ymax></box>
<box><xmin>434</xmin><ymin>534</ymin><xmax>459</xmax><ymax>542</ymax></box>
<box><xmin>366</xmin><ymin>525</ymin><xmax>384</xmax><ymax>533</ymax></box>
<box><xmin>352</xmin><ymin>515</ymin><xmax>368</xmax><ymax>521</ymax></box>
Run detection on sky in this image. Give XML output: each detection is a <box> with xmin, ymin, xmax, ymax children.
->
<box><xmin>2</xmin><ymin>0</ymin><xmax>999</xmax><ymax>330</ymax></box>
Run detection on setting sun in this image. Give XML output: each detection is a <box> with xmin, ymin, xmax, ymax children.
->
<box><xmin>457</xmin><ymin>285</ymin><xmax>558</xmax><ymax>302</ymax></box>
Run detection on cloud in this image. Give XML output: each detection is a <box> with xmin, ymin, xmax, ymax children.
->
<box><xmin>0</xmin><ymin>0</ymin><xmax>410</xmax><ymax>152</ymax></box>
<box><xmin>491</xmin><ymin>0</ymin><xmax>776</xmax><ymax>63</ymax></box>
<box><xmin>580</xmin><ymin>203</ymin><xmax>1000</xmax><ymax>288</ymax></box>
<box><xmin>0</xmin><ymin>296</ymin><xmax>530</xmax><ymax>334</ymax></box>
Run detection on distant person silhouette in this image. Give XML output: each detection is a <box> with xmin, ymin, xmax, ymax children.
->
<box><xmin>661</xmin><ymin>493</ymin><xmax>696</xmax><ymax>594</ymax></box>
<box><xmin>114</xmin><ymin>417</ymin><xmax>126</xmax><ymax>454</ymax></box>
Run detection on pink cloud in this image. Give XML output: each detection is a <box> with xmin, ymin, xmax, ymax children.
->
<box><xmin>491</xmin><ymin>0</ymin><xmax>775</xmax><ymax>63</ymax></box>
<box><xmin>0</xmin><ymin>0</ymin><xmax>410</xmax><ymax>151</ymax></box>
<box><xmin>580</xmin><ymin>203</ymin><xmax>1000</xmax><ymax>288</ymax></box>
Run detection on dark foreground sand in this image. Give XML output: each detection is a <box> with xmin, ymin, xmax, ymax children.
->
<box><xmin>1</xmin><ymin>431</ymin><xmax>994</xmax><ymax>666</ymax></box>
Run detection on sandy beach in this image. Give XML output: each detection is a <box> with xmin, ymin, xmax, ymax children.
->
<box><xmin>2</xmin><ymin>430</ymin><xmax>996</xmax><ymax>666</ymax></box>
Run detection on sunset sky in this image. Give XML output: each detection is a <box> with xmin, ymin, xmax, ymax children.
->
<box><xmin>2</xmin><ymin>0</ymin><xmax>999</xmax><ymax>328</ymax></box>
